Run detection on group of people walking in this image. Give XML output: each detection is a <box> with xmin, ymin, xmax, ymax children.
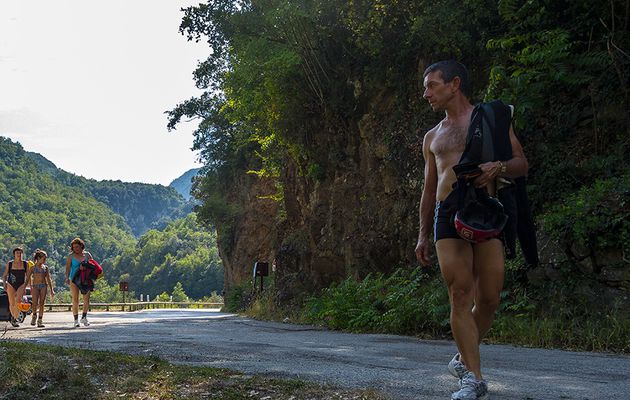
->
<box><xmin>1</xmin><ymin>237</ymin><xmax>94</xmax><ymax>328</ymax></box>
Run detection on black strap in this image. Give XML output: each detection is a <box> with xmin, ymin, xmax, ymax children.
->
<box><xmin>458</xmin><ymin>105</ymin><xmax>482</xmax><ymax>165</ymax></box>
<box><xmin>480</xmin><ymin>103</ymin><xmax>495</xmax><ymax>162</ymax></box>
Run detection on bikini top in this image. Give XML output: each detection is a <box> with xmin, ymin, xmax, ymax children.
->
<box><xmin>32</xmin><ymin>264</ymin><xmax>48</xmax><ymax>275</ymax></box>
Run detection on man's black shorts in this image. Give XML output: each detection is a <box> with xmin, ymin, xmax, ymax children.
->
<box><xmin>433</xmin><ymin>190</ymin><xmax>461</xmax><ymax>242</ymax></box>
<box><xmin>434</xmin><ymin>189</ymin><xmax>505</xmax><ymax>243</ymax></box>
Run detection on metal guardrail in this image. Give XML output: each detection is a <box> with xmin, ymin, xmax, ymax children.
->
<box><xmin>43</xmin><ymin>301</ymin><xmax>224</xmax><ymax>312</ymax></box>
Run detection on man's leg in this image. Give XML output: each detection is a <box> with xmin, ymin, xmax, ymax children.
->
<box><xmin>472</xmin><ymin>238</ymin><xmax>505</xmax><ymax>340</ymax></box>
<box><xmin>436</xmin><ymin>239</ymin><xmax>483</xmax><ymax>378</ymax></box>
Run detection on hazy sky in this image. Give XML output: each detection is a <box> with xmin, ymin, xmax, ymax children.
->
<box><xmin>0</xmin><ymin>1</ymin><xmax>208</xmax><ymax>185</ymax></box>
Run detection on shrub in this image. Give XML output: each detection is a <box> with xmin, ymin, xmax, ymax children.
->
<box><xmin>304</xmin><ymin>268</ymin><xmax>450</xmax><ymax>336</ymax></box>
<box><xmin>543</xmin><ymin>173</ymin><xmax>629</xmax><ymax>262</ymax></box>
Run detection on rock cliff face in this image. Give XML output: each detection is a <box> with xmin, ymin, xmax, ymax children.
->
<box><xmin>273</xmin><ymin>113</ymin><xmax>422</xmax><ymax>297</ymax></box>
<box><xmin>218</xmin><ymin>174</ymin><xmax>279</xmax><ymax>290</ymax></box>
<box><xmin>532</xmin><ymin>229</ymin><xmax>630</xmax><ymax>312</ymax></box>
<box><xmin>219</xmin><ymin>95</ymin><xmax>425</xmax><ymax>296</ymax></box>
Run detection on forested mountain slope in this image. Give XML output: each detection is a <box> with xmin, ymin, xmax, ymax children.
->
<box><xmin>107</xmin><ymin>213</ymin><xmax>223</xmax><ymax>300</ymax></box>
<box><xmin>0</xmin><ymin>137</ymin><xmax>136</xmax><ymax>285</ymax></box>
<box><xmin>26</xmin><ymin>151</ymin><xmax>191</xmax><ymax>236</ymax></box>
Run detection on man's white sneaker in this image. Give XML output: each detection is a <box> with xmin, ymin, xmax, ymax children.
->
<box><xmin>73</xmin><ymin>320</ymin><xmax>80</xmax><ymax>328</ymax></box>
<box><xmin>452</xmin><ymin>372</ymin><xmax>488</xmax><ymax>400</ymax></box>
<box><xmin>80</xmin><ymin>317</ymin><xmax>90</xmax><ymax>326</ymax></box>
<box><xmin>448</xmin><ymin>353</ymin><xmax>469</xmax><ymax>379</ymax></box>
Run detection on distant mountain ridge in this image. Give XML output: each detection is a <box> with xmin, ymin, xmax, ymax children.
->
<box><xmin>169</xmin><ymin>167</ymin><xmax>201</xmax><ymax>200</ymax></box>
<box><xmin>26</xmin><ymin>150</ymin><xmax>192</xmax><ymax>237</ymax></box>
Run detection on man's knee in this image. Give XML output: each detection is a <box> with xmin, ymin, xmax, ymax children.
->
<box><xmin>449</xmin><ymin>286</ymin><xmax>474</xmax><ymax>311</ymax></box>
<box><xmin>475</xmin><ymin>293</ymin><xmax>501</xmax><ymax>313</ymax></box>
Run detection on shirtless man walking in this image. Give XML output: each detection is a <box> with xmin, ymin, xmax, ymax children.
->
<box><xmin>415</xmin><ymin>60</ymin><xmax>528</xmax><ymax>399</ymax></box>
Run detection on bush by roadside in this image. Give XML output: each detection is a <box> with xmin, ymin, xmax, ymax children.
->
<box><xmin>232</xmin><ymin>264</ymin><xmax>630</xmax><ymax>353</ymax></box>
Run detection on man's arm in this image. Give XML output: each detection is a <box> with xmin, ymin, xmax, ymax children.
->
<box><xmin>502</xmin><ymin>126</ymin><xmax>528</xmax><ymax>177</ymax></box>
<box><xmin>415</xmin><ymin>130</ymin><xmax>437</xmax><ymax>267</ymax></box>
<box><xmin>475</xmin><ymin>125</ymin><xmax>528</xmax><ymax>186</ymax></box>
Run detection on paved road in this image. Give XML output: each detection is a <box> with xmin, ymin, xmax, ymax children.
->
<box><xmin>3</xmin><ymin>309</ymin><xmax>629</xmax><ymax>399</ymax></box>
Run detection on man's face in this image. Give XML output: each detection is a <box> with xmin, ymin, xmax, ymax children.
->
<box><xmin>423</xmin><ymin>71</ymin><xmax>454</xmax><ymax>111</ymax></box>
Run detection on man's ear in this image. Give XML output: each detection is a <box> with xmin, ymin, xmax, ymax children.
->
<box><xmin>450</xmin><ymin>76</ymin><xmax>461</xmax><ymax>93</ymax></box>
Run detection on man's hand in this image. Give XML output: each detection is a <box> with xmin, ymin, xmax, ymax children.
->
<box><xmin>415</xmin><ymin>238</ymin><xmax>431</xmax><ymax>267</ymax></box>
<box><xmin>474</xmin><ymin>161</ymin><xmax>501</xmax><ymax>188</ymax></box>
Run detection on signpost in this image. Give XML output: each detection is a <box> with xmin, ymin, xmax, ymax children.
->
<box><xmin>119</xmin><ymin>281</ymin><xmax>129</xmax><ymax>311</ymax></box>
<box><xmin>253</xmin><ymin>262</ymin><xmax>269</xmax><ymax>292</ymax></box>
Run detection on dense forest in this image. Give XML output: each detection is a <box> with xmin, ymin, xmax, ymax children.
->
<box><xmin>27</xmin><ymin>151</ymin><xmax>192</xmax><ymax>236</ymax></box>
<box><xmin>0</xmin><ymin>137</ymin><xmax>136</xmax><ymax>286</ymax></box>
<box><xmin>107</xmin><ymin>213</ymin><xmax>223</xmax><ymax>300</ymax></box>
<box><xmin>0</xmin><ymin>137</ymin><xmax>223</xmax><ymax>299</ymax></box>
<box><xmin>168</xmin><ymin>0</ymin><xmax>628</xmax><ymax>315</ymax></box>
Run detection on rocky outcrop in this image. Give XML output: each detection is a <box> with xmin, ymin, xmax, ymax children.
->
<box><xmin>218</xmin><ymin>174</ymin><xmax>279</xmax><ymax>290</ymax></box>
<box><xmin>529</xmin><ymin>226</ymin><xmax>630</xmax><ymax>313</ymax></box>
<box><xmin>220</xmin><ymin>93</ymin><xmax>424</xmax><ymax>296</ymax></box>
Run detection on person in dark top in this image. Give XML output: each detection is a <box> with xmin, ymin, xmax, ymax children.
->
<box><xmin>415</xmin><ymin>60</ymin><xmax>529</xmax><ymax>400</ymax></box>
<box><xmin>2</xmin><ymin>247</ymin><xmax>29</xmax><ymax>327</ymax></box>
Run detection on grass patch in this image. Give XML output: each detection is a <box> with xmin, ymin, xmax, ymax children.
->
<box><xmin>0</xmin><ymin>342</ymin><xmax>386</xmax><ymax>400</ymax></box>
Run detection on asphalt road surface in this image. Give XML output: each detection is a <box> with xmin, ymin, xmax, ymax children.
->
<box><xmin>3</xmin><ymin>309</ymin><xmax>629</xmax><ymax>399</ymax></box>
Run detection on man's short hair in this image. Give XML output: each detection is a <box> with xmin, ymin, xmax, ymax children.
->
<box><xmin>423</xmin><ymin>60</ymin><xmax>471</xmax><ymax>98</ymax></box>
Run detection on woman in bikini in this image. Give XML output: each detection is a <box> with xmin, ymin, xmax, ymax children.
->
<box><xmin>2</xmin><ymin>247</ymin><xmax>28</xmax><ymax>327</ymax></box>
<box><xmin>25</xmin><ymin>249</ymin><xmax>55</xmax><ymax>327</ymax></box>
<box><xmin>65</xmin><ymin>237</ymin><xmax>93</xmax><ymax>328</ymax></box>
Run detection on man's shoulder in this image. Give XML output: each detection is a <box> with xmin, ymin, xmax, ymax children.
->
<box><xmin>424</xmin><ymin>122</ymin><xmax>443</xmax><ymax>139</ymax></box>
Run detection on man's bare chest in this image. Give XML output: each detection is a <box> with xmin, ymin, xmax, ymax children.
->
<box><xmin>431</xmin><ymin>125</ymin><xmax>469</xmax><ymax>158</ymax></box>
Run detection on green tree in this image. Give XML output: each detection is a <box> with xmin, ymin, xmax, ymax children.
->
<box><xmin>156</xmin><ymin>291</ymin><xmax>171</xmax><ymax>302</ymax></box>
<box><xmin>171</xmin><ymin>282</ymin><xmax>189</xmax><ymax>302</ymax></box>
